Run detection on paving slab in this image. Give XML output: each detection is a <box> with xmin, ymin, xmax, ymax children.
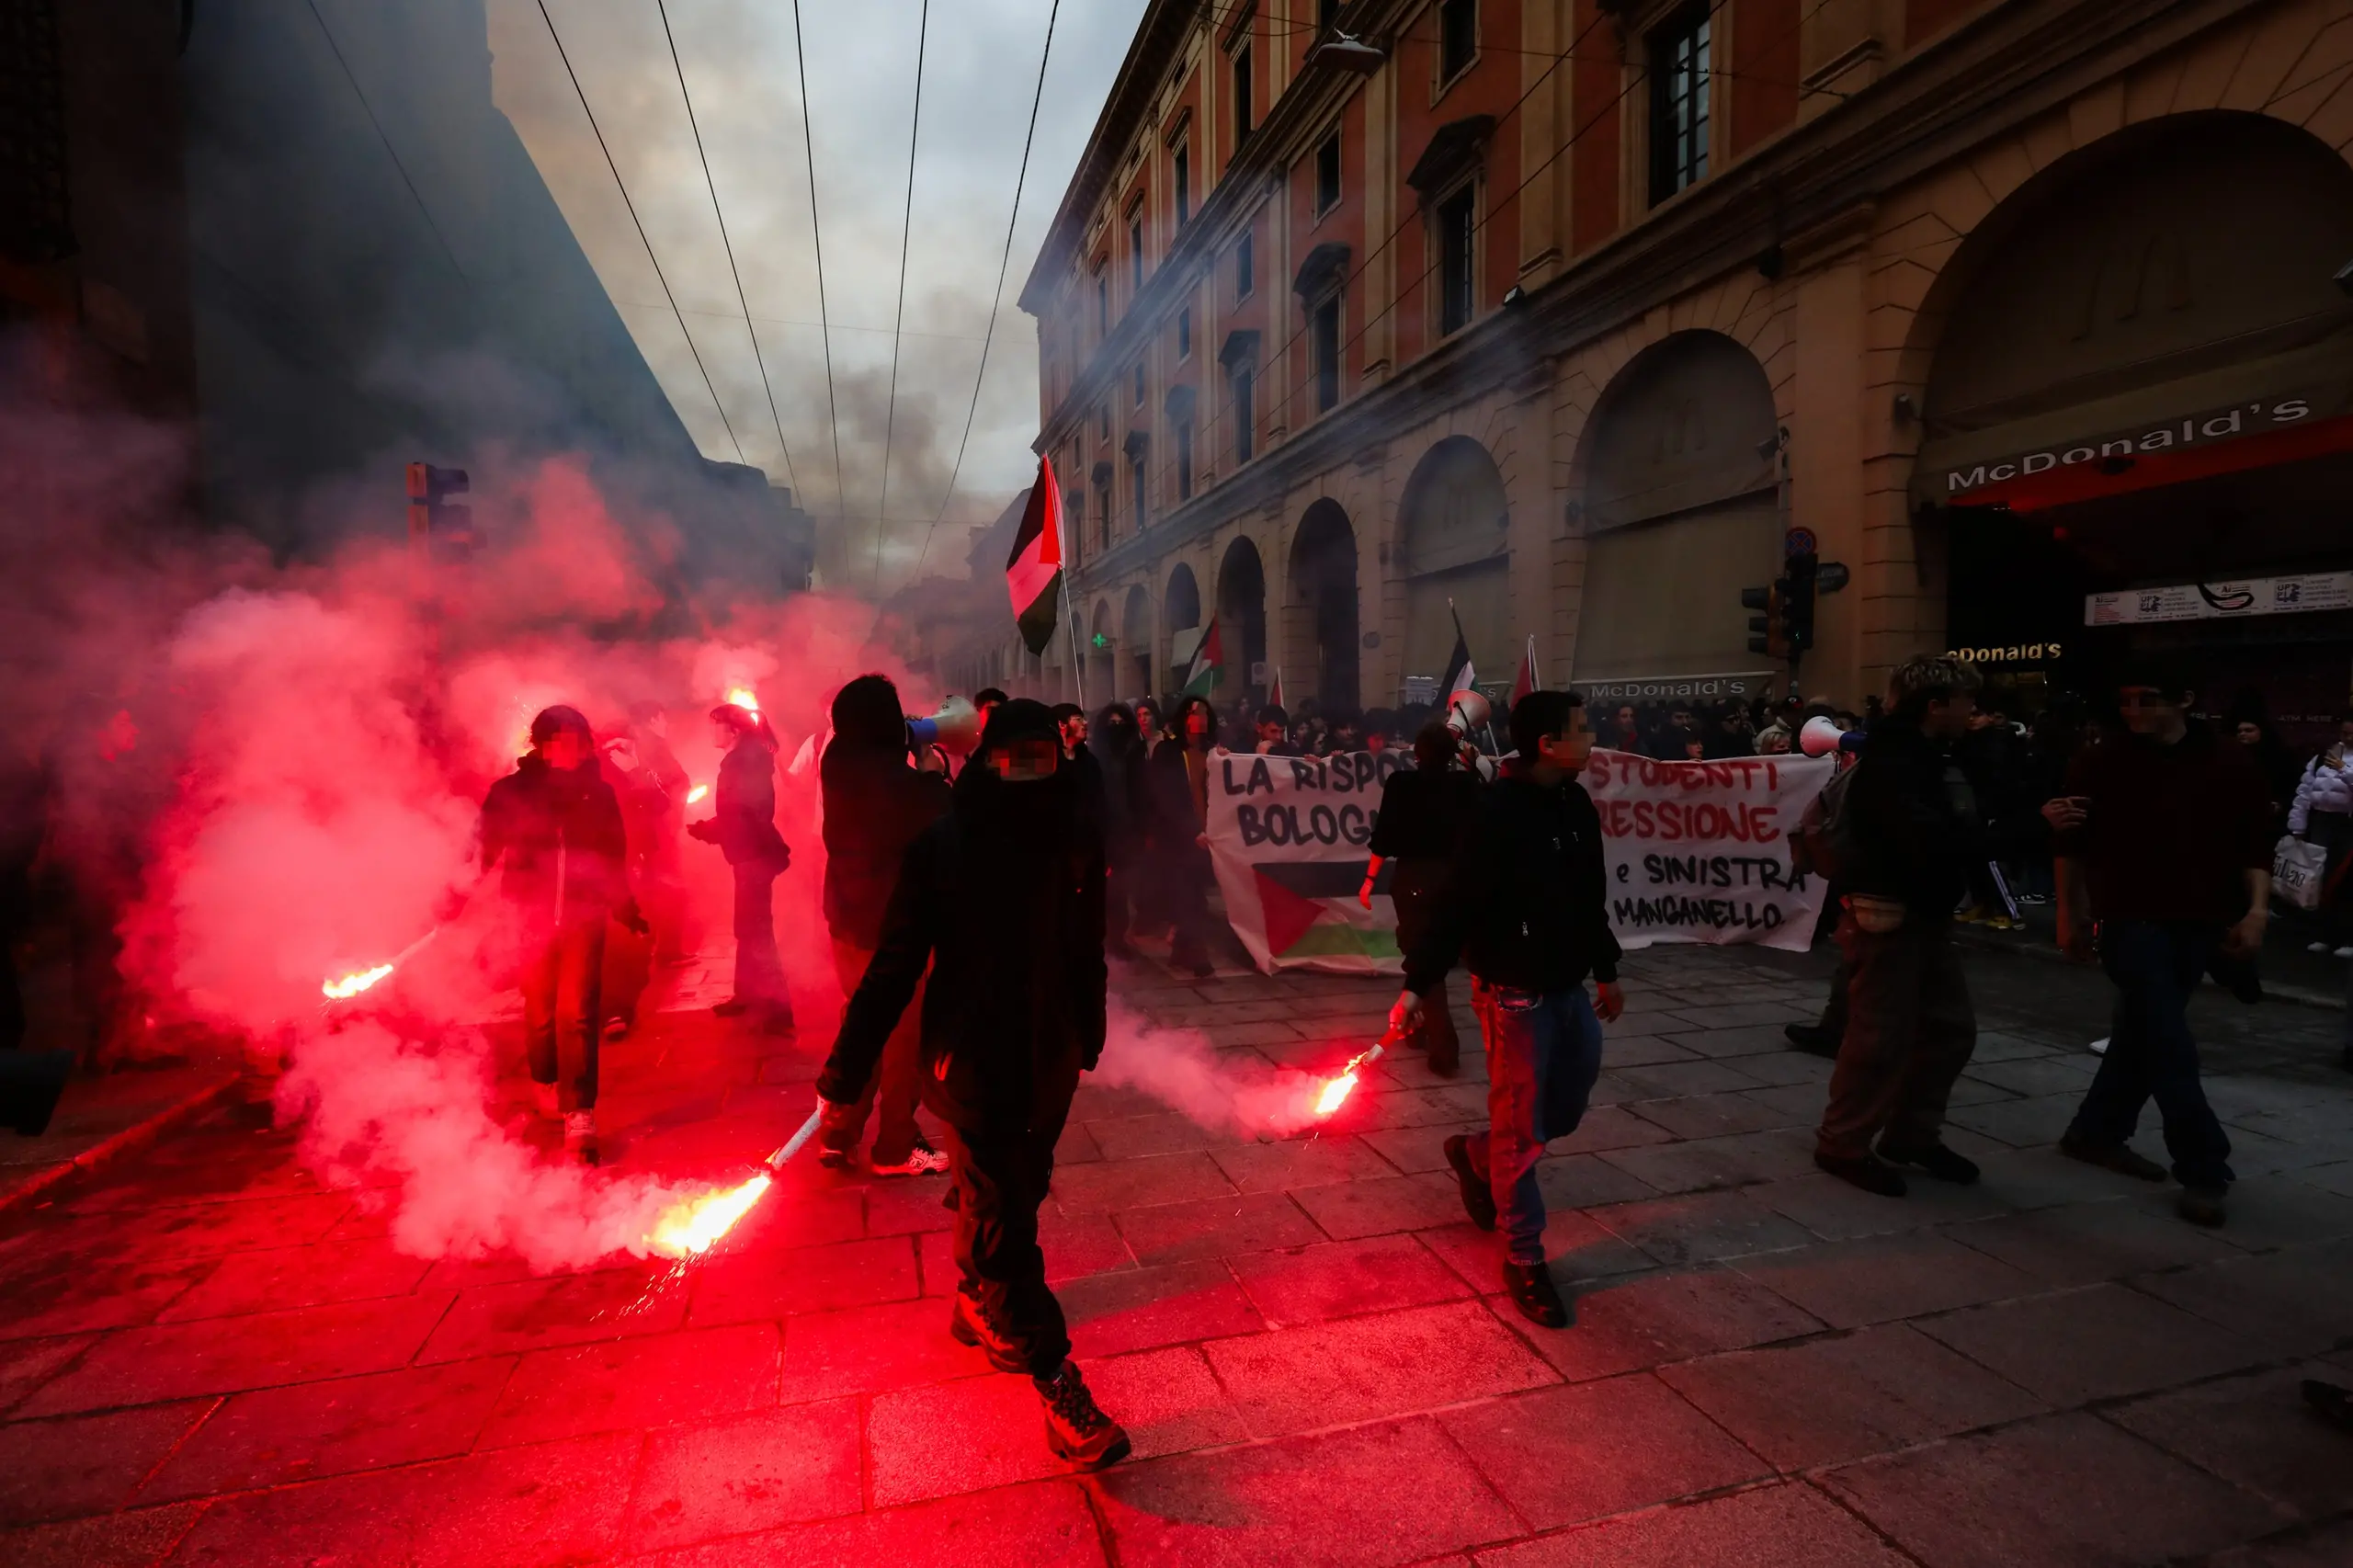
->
<box><xmin>1111</xmin><ymin>1189</ymin><xmax>1324</xmax><ymax>1265</ymax></box>
<box><xmin>1733</xmin><ymin>1231</ymin><xmax>2042</xmax><ymax>1329</ymax></box>
<box><xmin>0</xmin><ymin>1401</ymin><xmax>210</xmax><ymax>1527</ymax></box>
<box><xmin>1438</xmin><ymin>1373</ymin><xmax>1773</xmax><ymax>1529</ymax></box>
<box><xmin>631</xmin><ymin>1478</ymin><xmax>1106</xmax><ymax>1568</ymax></box>
<box><xmin>0</xmin><ymin>1502</ymin><xmax>206</xmax><ymax>1568</ymax></box>
<box><xmin>1529</xmin><ymin>1267</ymin><xmax>1824</xmax><ymax>1382</ymax></box>
<box><xmin>1938</xmin><ymin>1197</ymin><xmax>2240</xmax><ymax>1287</ymax></box>
<box><xmin>1472</xmin><ymin>1480</ymin><xmax>1916</xmax><ymax>1568</ymax></box>
<box><xmin>1054</xmin><ymin>1258</ymin><xmax>1266</xmax><ymax>1357</ymax></box>
<box><xmin>1587</xmin><ymin>1188</ymin><xmax>1816</xmax><ymax>1267</ymax></box>
<box><xmin>1819</xmin><ymin>1410</ymin><xmax>2288</xmax><ymax>1568</ymax></box>
<box><xmin>1202</xmin><ymin>1298</ymin><xmax>1557</xmax><ymax>1437</ymax></box>
<box><xmin>476</xmin><ymin>1322</ymin><xmax>779</xmax><ymax>1448</ymax></box>
<box><xmin>625</xmin><ymin>1400</ymin><xmax>862</xmax><ymax>1553</ymax></box>
<box><xmin>2129</xmin><ymin>1241</ymin><xmax>2353</xmax><ymax>1357</ymax></box>
<box><xmin>1224</xmin><ymin>1234</ymin><xmax>1473</xmax><ymax>1326</ymax></box>
<box><xmin>1917</xmin><ymin>1281</ymin><xmax>2270</xmax><ymax>1405</ymax></box>
<box><xmin>2105</xmin><ymin>1362</ymin><xmax>2353</xmax><ymax>1523</ymax></box>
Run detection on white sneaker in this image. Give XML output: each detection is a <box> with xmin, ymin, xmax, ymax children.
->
<box><xmin>563</xmin><ymin>1109</ymin><xmax>598</xmax><ymax>1165</ymax></box>
<box><xmin>2336</xmin><ymin>948</ymin><xmax>2353</xmax><ymax>960</ymax></box>
<box><xmin>870</xmin><ymin>1143</ymin><xmax>950</xmax><ymax>1177</ymax></box>
<box><xmin>2310</xmin><ymin>942</ymin><xmax>2334</xmax><ymax>955</ymax></box>
<box><xmin>2088</xmin><ymin>1037</ymin><xmax>2109</xmax><ymax>1056</ymax></box>
<box><xmin>533</xmin><ymin>1082</ymin><xmax>560</xmax><ymax>1120</ymax></box>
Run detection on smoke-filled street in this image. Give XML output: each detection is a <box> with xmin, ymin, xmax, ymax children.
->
<box><xmin>3</xmin><ymin>939</ymin><xmax>2348</xmax><ymax>1565</ymax></box>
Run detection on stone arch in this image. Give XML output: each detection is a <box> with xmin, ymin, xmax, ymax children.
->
<box><xmin>1288</xmin><ymin>499</ymin><xmax>1359</xmax><ymax>710</ymax></box>
<box><xmin>1163</xmin><ymin>562</ymin><xmax>1202</xmax><ymax>692</ymax></box>
<box><xmin>1121</xmin><ymin>583</ymin><xmax>1152</xmax><ymax>699</ymax></box>
<box><xmin>1571</xmin><ymin>330</ymin><xmax>1781</xmax><ymax>684</ymax></box>
<box><xmin>1395</xmin><ymin>436</ymin><xmax>1510</xmax><ymax>693</ymax></box>
<box><xmin>1217</xmin><ymin>535</ymin><xmax>1268</xmax><ymax>706</ymax></box>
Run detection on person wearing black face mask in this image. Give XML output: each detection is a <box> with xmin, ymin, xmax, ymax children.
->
<box><xmin>1088</xmin><ymin>702</ymin><xmax>1151</xmax><ymax>958</ymax></box>
<box><xmin>813</xmin><ymin>699</ymin><xmax>1127</xmax><ymax>1472</ymax></box>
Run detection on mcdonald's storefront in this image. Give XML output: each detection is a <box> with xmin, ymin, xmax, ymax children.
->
<box><xmin>1914</xmin><ymin>112</ymin><xmax>2353</xmax><ymax>744</ymax></box>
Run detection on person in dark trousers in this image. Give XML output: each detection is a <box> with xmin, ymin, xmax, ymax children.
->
<box><xmin>689</xmin><ymin>703</ymin><xmax>794</xmax><ymax>1034</ymax></box>
<box><xmin>1392</xmin><ymin>689</ymin><xmax>1623</xmax><ymax>1328</ymax></box>
<box><xmin>2044</xmin><ymin>661</ymin><xmax>2272</xmax><ymax>1227</ymax></box>
<box><xmin>1362</xmin><ymin>722</ymin><xmax>1483</xmax><ymax>1074</ymax></box>
<box><xmin>481</xmin><ymin>706</ymin><xmax>645</xmax><ymax>1164</ymax></box>
<box><xmin>818</xmin><ymin>676</ymin><xmax>952</xmax><ymax>1176</ymax></box>
<box><xmin>1813</xmin><ymin>656</ymin><xmax>1985</xmax><ymax>1199</ymax></box>
<box><xmin>1149</xmin><ymin>694</ymin><xmax>1220</xmax><ymax>977</ymax></box>
<box><xmin>1089</xmin><ymin>702</ymin><xmax>1151</xmax><ymax>957</ymax></box>
<box><xmin>815</xmin><ymin>699</ymin><xmax>1128</xmax><ymax>1471</ymax></box>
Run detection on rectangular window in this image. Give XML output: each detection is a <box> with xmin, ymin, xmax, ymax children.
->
<box><xmin>1439</xmin><ymin>0</ymin><xmax>1476</xmax><ymax>83</ymax></box>
<box><xmin>1233</xmin><ymin>46</ymin><xmax>1253</xmax><ymax>144</ymax></box>
<box><xmin>1437</xmin><ymin>185</ymin><xmax>1475</xmax><ymax>335</ymax></box>
<box><xmin>1096</xmin><ymin>274</ymin><xmax>1108</xmax><ymax>335</ymax></box>
<box><xmin>1131</xmin><ymin>455</ymin><xmax>1147</xmax><ymax>531</ymax></box>
<box><xmin>1311</xmin><ymin>292</ymin><xmax>1342</xmax><ymax>414</ymax></box>
<box><xmin>1176</xmin><ymin>422</ymin><xmax>1194</xmax><ymax>501</ymax></box>
<box><xmin>1317</xmin><ymin>0</ymin><xmax>1340</xmax><ymax>30</ymax></box>
<box><xmin>1177</xmin><ymin>308</ymin><xmax>1192</xmax><ymax>359</ymax></box>
<box><xmin>1132</xmin><ymin>362</ymin><xmax>1145</xmax><ymax>408</ymax></box>
<box><xmin>1235</xmin><ymin>230</ymin><xmax>1255</xmax><ymax>300</ymax></box>
<box><xmin>1314</xmin><ymin>133</ymin><xmax>1342</xmax><ymax>215</ymax></box>
<box><xmin>1232</xmin><ymin>367</ymin><xmax>1255</xmax><ymax>464</ymax></box>
<box><xmin>1174</xmin><ymin>142</ymin><xmax>1191</xmax><ymax>228</ymax></box>
<box><xmin>1131</xmin><ymin>218</ymin><xmax>1145</xmax><ymax>290</ymax></box>
<box><xmin>1097</xmin><ymin>403</ymin><xmax>1109</xmax><ymax>441</ymax></box>
<box><xmin>1097</xmin><ymin>484</ymin><xmax>1110</xmax><ymax>551</ymax></box>
<box><xmin>1648</xmin><ymin>4</ymin><xmax>1711</xmax><ymax>205</ymax></box>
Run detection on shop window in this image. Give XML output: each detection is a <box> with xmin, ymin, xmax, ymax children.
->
<box><xmin>1233</xmin><ymin>46</ymin><xmax>1253</xmax><ymax>144</ymax></box>
<box><xmin>1437</xmin><ymin>184</ymin><xmax>1475</xmax><ymax>335</ymax></box>
<box><xmin>1176</xmin><ymin>421</ymin><xmax>1194</xmax><ymax>501</ymax></box>
<box><xmin>1647</xmin><ymin>3</ymin><xmax>1711</xmax><ymax>205</ymax></box>
<box><xmin>1174</xmin><ymin>142</ymin><xmax>1192</xmax><ymax>228</ymax></box>
<box><xmin>1310</xmin><ymin>290</ymin><xmax>1342</xmax><ymax>414</ymax></box>
<box><xmin>1438</xmin><ymin>0</ymin><xmax>1476</xmax><ymax>85</ymax></box>
<box><xmin>1235</xmin><ymin>230</ymin><xmax>1256</xmax><ymax>300</ymax></box>
<box><xmin>1231</xmin><ymin>367</ymin><xmax>1255</xmax><ymax>463</ymax></box>
<box><xmin>1178</xmin><ymin>307</ymin><xmax>1192</xmax><ymax>359</ymax></box>
<box><xmin>1314</xmin><ymin>133</ymin><xmax>1342</xmax><ymax>217</ymax></box>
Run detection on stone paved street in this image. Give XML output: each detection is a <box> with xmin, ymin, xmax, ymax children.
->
<box><xmin>2</xmin><ymin>938</ymin><xmax>2350</xmax><ymax>1567</ymax></box>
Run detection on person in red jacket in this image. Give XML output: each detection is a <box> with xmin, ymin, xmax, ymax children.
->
<box><xmin>480</xmin><ymin>706</ymin><xmax>645</xmax><ymax>1164</ymax></box>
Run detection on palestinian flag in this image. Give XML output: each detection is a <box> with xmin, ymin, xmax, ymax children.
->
<box><xmin>1005</xmin><ymin>456</ymin><xmax>1065</xmax><ymax>655</ymax></box>
<box><xmin>1267</xmin><ymin>666</ymin><xmax>1285</xmax><ymax>710</ymax></box>
<box><xmin>1438</xmin><ymin>603</ymin><xmax>1474</xmax><ymax>702</ymax></box>
<box><xmin>1509</xmin><ymin>634</ymin><xmax>1540</xmax><ymax>708</ymax></box>
<box><xmin>1181</xmin><ymin>615</ymin><xmax>1223</xmax><ymax>697</ymax></box>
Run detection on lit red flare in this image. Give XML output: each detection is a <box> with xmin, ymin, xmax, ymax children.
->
<box><xmin>685</xmin><ymin>782</ymin><xmax>710</xmax><ymax>804</ymax></box>
<box><xmin>322</xmin><ymin>963</ymin><xmax>394</xmax><ymax>1000</ymax></box>
<box><xmin>724</xmin><ymin>686</ymin><xmax>759</xmax><ymax>713</ymax></box>
<box><xmin>1313</xmin><ymin>1031</ymin><xmax>1401</xmax><ymax>1118</ymax></box>
<box><xmin>647</xmin><ymin>1172</ymin><xmax>773</xmax><ymax>1257</ymax></box>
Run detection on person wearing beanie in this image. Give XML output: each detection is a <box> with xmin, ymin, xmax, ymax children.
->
<box><xmin>688</xmin><ymin>702</ymin><xmax>794</xmax><ymax>1035</ymax></box>
<box><xmin>814</xmin><ymin>699</ymin><xmax>1129</xmax><ymax>1471</ymax></box>
<box><xmin>480</xmin><ymin>705</ymin><xmax>646</xmax><ymax>1164</ymax></box>
<box><xmin>817</xmin><ymin>675</ymin><xmax>951</xmax><ymax>1176</ymax></box>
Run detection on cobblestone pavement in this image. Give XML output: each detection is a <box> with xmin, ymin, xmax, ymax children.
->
<box><xmin>1</xmin><ymin>937</ymin><xmax>2348</xmax><ymax>1567</ymax></box>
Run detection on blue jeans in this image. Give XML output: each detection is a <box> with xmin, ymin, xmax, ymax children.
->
<box><xmin>2067</xmin><ymin>919</ymin><xmax>2234</xmax><ymax>1189</ymax></box>
<box><xmin>1465</xmin><ymin>981</ymin><xmax>1605</xmax><ymax>1266</ymax></box>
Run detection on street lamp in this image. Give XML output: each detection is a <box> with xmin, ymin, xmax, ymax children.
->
<box><xmin>1304</xmin><ymin>33</ymin><xmax>1386</xmax><ymax>74</ymax></box>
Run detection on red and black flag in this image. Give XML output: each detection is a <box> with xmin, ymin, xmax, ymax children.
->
<box><xmin>1005</xmin><ymin>456</ymin><xmax>1066</xmax><ymax>656</ymax></box>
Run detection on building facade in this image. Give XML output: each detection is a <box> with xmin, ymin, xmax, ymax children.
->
<box><xmin>1019</xmin><ymin>0</ymin><xmax>2353</xmax><ymax>740</ymax></box>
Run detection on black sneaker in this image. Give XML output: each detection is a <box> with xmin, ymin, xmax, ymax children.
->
<box><xmin>1501</xmin><ymin>1260</ymin><xmax>1567</xmax><ymax>1328</ymax></box>
<box><xmin>2059</xmin><ymin>1135</ymin><xmax>2168</xmax><ymax>1182</ymax></box>
<box><xmin>1036</xmin><ymin>1362</ymin><xmax>1130</xmax><ymax>1471</ymax></box>
<box><xmin>711</xmin><ymin>997</ymin><xmax>750</xmax><ymax>1018</ymax></box>
<box><xmin>2177</xmin><ymin>1185</ymin><xmax>2227</xmax><ymax>1227</ymax></box>
<box><xmin>1783</xmin><ymin>1022</ymin><xmax>1841</xmax><ymax>1059</ymax></box>
<box><xmin>949</xmin><ymin>1294</ymin><xmax>1027</xmax><ymax>1373</ymax></box>
<box><xmin>1443</xmin><ymin>1134</ymin><xmax>1497</xmax><ymax>1231</ymax></box>
<box><xmin>1879</xmin><ymin>1141</ymin><xmax>1981</xmax><ymax>1185</ymax></box>
<box><xmin>1814</xmin><ymin>1149</ymin><xmax>1907</xmax><ymax>1197</ymax></box>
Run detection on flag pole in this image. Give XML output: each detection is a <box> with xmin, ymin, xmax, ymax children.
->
<box><xmin>1062</xmin><ymin>569</ymin><xmax>1086</xmax><ymax>711</ymax></box>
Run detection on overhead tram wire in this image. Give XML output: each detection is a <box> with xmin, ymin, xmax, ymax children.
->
<box><xmin>304</xmin><ymin>0</ymin><xmax>468</xmax><ymax>282</ymax></box>
<box><xmin>789</xmin><ymin>0</ymin><xmax>848</xmax><ymax>520</ymax></box>
<box><xmin>871</xmin><ymin>0</ymin><xmax>934</xmax><ymax>586</ymax></box>
<box><xmin>655</xmin><ymin>0</ymin><xmax>799</xmax><ymax>494</ymax></box>
<box><xmin>907</xmin><ymin>0</ymin><xmax>1063</xmax><ymax>585</ymax></box>
<box><xmin>537</xmin><ymin>0</ymin><xmax>745</xmax><ymax>464</ymax></box>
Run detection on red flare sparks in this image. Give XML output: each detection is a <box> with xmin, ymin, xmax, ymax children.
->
<box><xmin>322</xmin><ymin>963</ymin><xmax>394</xmax><ymax>1000</ymax></box>
<box><xmin>1313</xmin><ymin>1034</ymin><xmax>1396</xmax><ymax>1119</ymax></box>
<box><xmin>685</xmin><ymin>782</ymin><xmax>710</xmax><ymax>804</ymax></box>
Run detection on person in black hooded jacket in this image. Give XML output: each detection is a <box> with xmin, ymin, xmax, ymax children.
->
<box><xmin>688</xmin><ymin>703</ymin><xmax>793</xmax><ymax>1033</ymax></box>
<box><xmin>814</xmin><ymin>699</ymin><xmax>1128</xmax><ymax>1472</ymax></box>
<box><xmin>817</xmin><ymin>675</ymin><xmax>951</xmax><ymax>1176</ymax></box>
<box><xmin>480</xmin><ymin>706</ymin><xmax>644</xmax><ymax>1164</ymax></box>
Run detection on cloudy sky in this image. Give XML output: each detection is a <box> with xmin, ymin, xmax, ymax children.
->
<box><xmin>481</xmin><ymin>0</ymin><xmax>1148</xmax><ymax>590</ymax></box>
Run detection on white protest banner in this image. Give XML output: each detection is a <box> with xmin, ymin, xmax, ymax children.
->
<box><xmin>1581</xmin><ymin>749</ymin><xmax>1836</xmax><ymax>952</ymax></box>
<box><xmin>1203</xmin><ymin>747</ymin><xmax>1408</xmax><ymax>974</ymax></box>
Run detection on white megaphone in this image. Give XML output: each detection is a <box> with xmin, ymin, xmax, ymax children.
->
<box><xmin>1800</xmin><ymin>715</ymin><xmax>1865</xmax><ymax>757</ymax></box>
<box><xmin>907</xmin><ymin>695</ymin><xmax>983</xmax><ymax>756</ymax></box>
<box><xmin>1444</xmin><ymin>689</ymin><xmax>1491</xmax><ymax>736</ymax></box>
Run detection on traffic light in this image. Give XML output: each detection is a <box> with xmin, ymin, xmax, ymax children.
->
<box><xmin>1783</xmin><ymin>551</ymin><xmax>1818</xmax><ymax>654</ymax></box>
<box><xmin>1743</xmin><ymin>581</ymin><xmax>1788</xmax><ymax>660</ymax></box>
<box><xmin>405</xmin><ymin>462</ymin><xmax>476</xmax><ymax>558</ymax></box>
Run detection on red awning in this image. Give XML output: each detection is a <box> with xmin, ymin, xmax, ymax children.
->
<box><xmin>1943</xmin><ymin>412</ymin><xmax>2353</xmax><ymax>513</ymax></box>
